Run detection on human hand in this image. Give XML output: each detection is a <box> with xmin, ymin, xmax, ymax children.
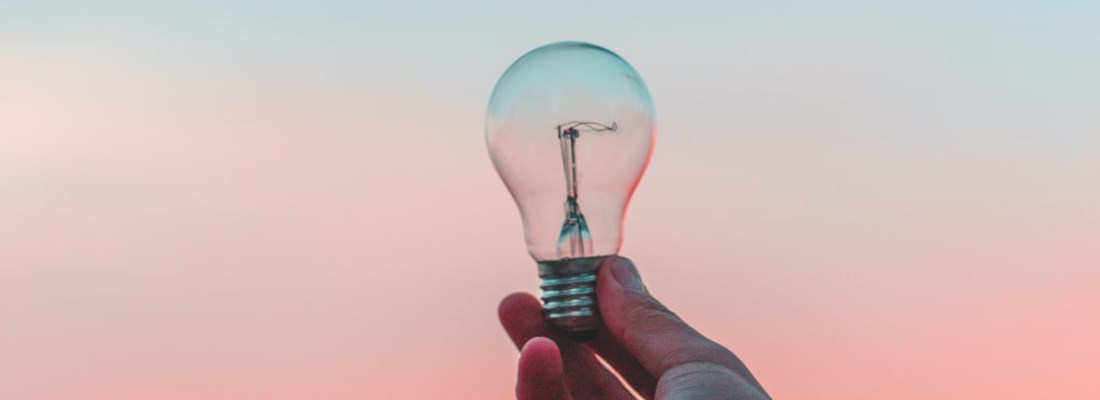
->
<box><xmin>499</xmin><ymin>256</ymin><xmax>771</xmax><ymax>400</ymax></box>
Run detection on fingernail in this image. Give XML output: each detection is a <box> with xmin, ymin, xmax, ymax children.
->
<box><xmin>608</xmin><ymin>257</ymin><xmax>644</xmax><ymax>291</ymax></box>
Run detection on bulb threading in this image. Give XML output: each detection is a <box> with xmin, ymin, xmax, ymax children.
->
<box><xmin>538</xmin><ymin>255</ymin><xmax>607</xmax><ymax>336</ymax></box>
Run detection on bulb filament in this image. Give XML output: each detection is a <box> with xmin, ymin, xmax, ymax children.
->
<box><xmin>555</xmin><ymin>121</ymin><xmax>617</xmax><ymax>259</ymax></box>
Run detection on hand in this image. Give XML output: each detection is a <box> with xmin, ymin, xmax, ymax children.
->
<box><xmin>499</xmin><ymin>256</ymin><xmax>771</xmax><ymax>400</ymax></box>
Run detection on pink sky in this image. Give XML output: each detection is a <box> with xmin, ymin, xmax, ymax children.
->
<box><xmin>3</xmin><ymin>2</ymin><xmax>1099</xmax><ymax>399</ymax></box>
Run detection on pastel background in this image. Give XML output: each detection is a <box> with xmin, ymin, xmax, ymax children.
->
<box><xmin>2</xmin><ymin>1</ymin><xmax>1097</xmax><ymax>399</ymax></box>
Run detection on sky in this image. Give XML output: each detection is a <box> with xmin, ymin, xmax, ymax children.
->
<box><xmin>2</xmin><ymin>1</ymin><xmax>1099</xmax><ymax>399</ymax></box>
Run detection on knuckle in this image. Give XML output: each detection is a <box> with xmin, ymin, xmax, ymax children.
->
<box><xmin>656</xmin><ymin>362</ymin><xmax>765</xmax><ymax>400</ymax></box>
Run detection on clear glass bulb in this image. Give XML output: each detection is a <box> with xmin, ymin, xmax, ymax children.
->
<box><xmin>486</xmin><ymin>42</ymin><xmax>655</xmax><ymax>334</ymax></box>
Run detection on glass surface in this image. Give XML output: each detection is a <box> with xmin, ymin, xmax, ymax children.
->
<box><xmin>487</xmin><ymin>42</ymin><xmax>656</xmax><ymax>261</ymax></box>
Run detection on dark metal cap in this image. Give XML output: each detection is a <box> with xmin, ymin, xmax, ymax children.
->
<box><xmin>537</xmin><ymin>256</ymin><xmax>607</xmax><ymax>335</ymax></box>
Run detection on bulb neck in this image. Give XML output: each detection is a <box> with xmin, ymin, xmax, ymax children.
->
<box><xmin>537</xmin><ymin>256</ymin><xmax>607</xmax><ymax>339</ymax></box>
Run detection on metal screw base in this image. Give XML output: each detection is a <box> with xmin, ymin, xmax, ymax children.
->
<box><xmin>538</xmin><ymin>256</ymin><xmax>607</xmax><ymax>337</ymax></box>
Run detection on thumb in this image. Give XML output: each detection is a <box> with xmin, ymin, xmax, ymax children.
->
<box><xmin>597</xmin><ymin>257</ymin><xmax>757</xmax><ymax>383</ymax></box>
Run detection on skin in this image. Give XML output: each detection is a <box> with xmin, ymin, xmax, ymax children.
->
<box><xmin>499</xmin><ymin>256</ymin><xmax>772</xmax><ymax>400</ymax></box>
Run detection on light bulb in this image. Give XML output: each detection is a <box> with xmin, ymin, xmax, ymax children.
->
<box><xmin>486</xmin><ymin>42</ymin><xmax>655</xmax><ymax>335</ymax></box>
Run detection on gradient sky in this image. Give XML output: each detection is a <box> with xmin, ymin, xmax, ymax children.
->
<box><xmin>2</xmin><ymin>1</ymin><xmax>1098</xmax><ymax>399</ymax></box>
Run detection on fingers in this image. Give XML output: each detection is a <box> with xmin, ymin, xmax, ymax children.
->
<box><xmin>503</xmin><ymin>259</ymin><xmax>771</xmax><ymax>399</ymax></box>
<box><xmin>499</xmin><ymin>293</ymin><xmax>633</xmax><ymax>400</ymax></box>
<box><xmin>584</xmin><ymin>331</ymin><xmax>657</xmax><ymax>399</ymax></box>
<box><xmin>596</xmin><ymin>257</ymin><xmax>760</xmax><ymax>385</ymax></box>
<box><xmin>516</xmin><ymin>337</ymin><xmax>570</xmax><ymax>400</ymax></box>
<box><xmin>499</xmin><ymin>293</ymin><xmax>554</xmax><ymax>348</ymax></box>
